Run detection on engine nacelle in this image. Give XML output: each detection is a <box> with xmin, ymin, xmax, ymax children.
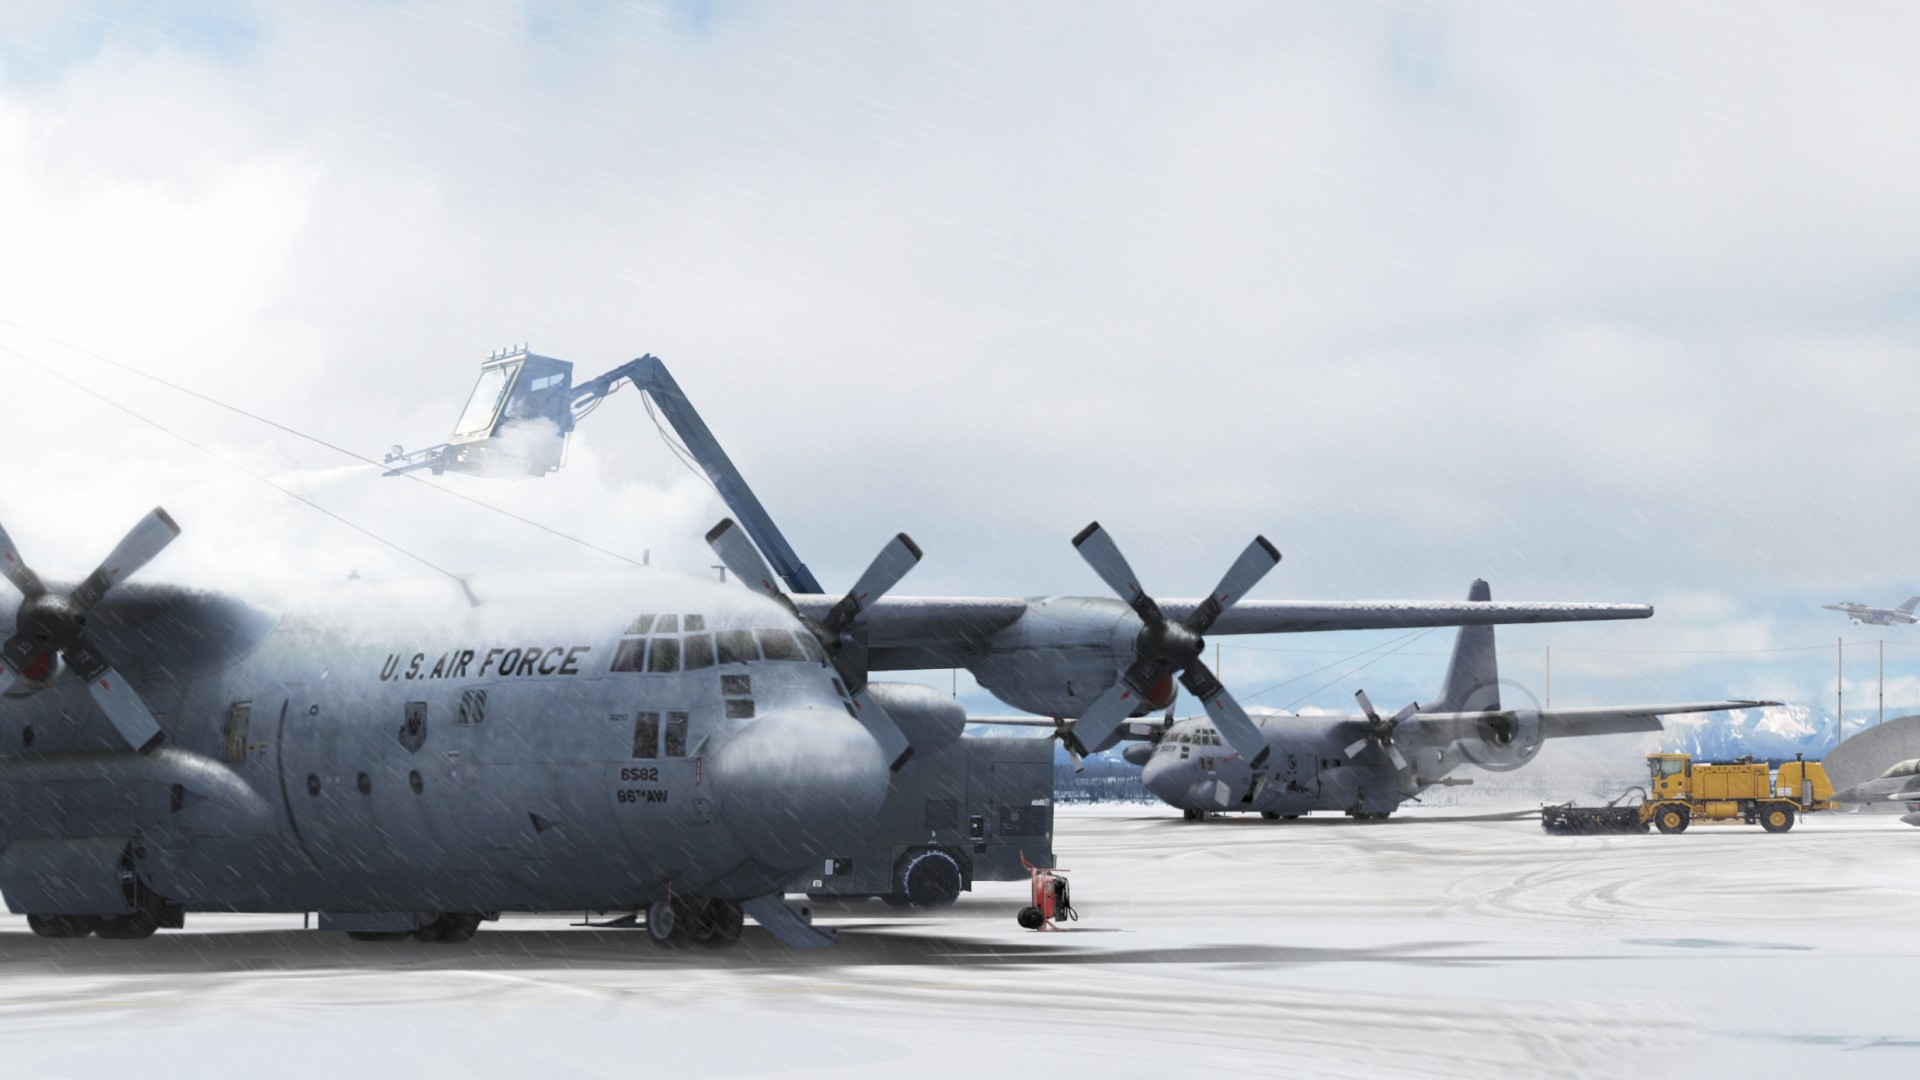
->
<box><xmin>1456</xmin><ymin>711</ymin><xmax>1543</xmax><ymax>772</ymax></box>
<box><xmin>866</xmin><ymin>682</ymin><xmax>966</xmax><ymax>759</ymax></box>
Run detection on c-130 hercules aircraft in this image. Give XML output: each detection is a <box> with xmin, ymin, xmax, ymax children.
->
<box><xmin>1124</xmin><ymin>580</ymin><xmax>1773</xmax><ymax>820</ymax></box>
<box><xmin>0</xmin><ymin>350</ymin><xmax>1662</xmax><ymax>947</ymax></box>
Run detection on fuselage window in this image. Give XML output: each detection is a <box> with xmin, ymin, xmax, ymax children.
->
<box><xmin>725</xmin><ymin>698</ymin><xmax>756</xmax><ymax>719</ymax></box>
<box><xmin>626</xmin><ymin>614</ymin><xmax>656</xmax><ymax>635</ymax></box>
<box><xmin>683</xmin><ymin>633</ymin><xmax>716</xmax><ymax>670</ymax></box>
<box><xmin>796</xmin><ymin>633</ymin><xmax>827</xmax><ymax>665</ymax></box>
<box><xmin>664</xmin><ymin>712</ymin><xmax>689</xmax><ymax>757</ymax></box>
<box><xmin>684</xmin><ymin>614</ymin><xmax>706</xmax><ymax>631</ymax></box>
<box><xmin>632</xmin><ymin>712</ymin><xmax>660</xmax><ymax>758</ymax></box>
<box><xmin>756</xmin><ymin>629</ymin><xmax>806</xmax><ymax>662</ymax></box>
<box><xmin>716</xmin><ymin>630</ymin><xmax>757</xmax><ymax>666</ymax></box>
<box><xmin>655</xmin><ymin>614</ymin><xmax>679</xmax><ymax>634</ymax></box>
<box><xmin>610</xmin><ymin>638</ymin><xmax>647</xmax><ymax>673</ymax></box>
<box><xmin>647</xmin><ymin>637</ymin><xmax>681</xmax><ymax>673</ymax></box>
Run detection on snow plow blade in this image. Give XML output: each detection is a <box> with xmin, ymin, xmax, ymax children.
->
<box><xmin>1541</xmin><ymin>804</ymin><xmax>1648</xmax><ymax>835</ymax></box>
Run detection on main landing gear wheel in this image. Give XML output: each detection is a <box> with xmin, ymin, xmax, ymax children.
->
<box><xmin>347</xmin><ymin>931</ymin><xmax>410</xmax><ymax>942</ymax></box>
<box><xmin>414</xmin><ymin>913</ymin><xmax>483</xmax><ymax>943</ymax></box>
<box><xmin>1760</xmin><ymin>803</ymin><xmax>1796</xmax><ymax>833</ymax></box>
<box><xmin>1182</xmin><ymin>808</ymin><xmax>1206</xmax><ymax>822</ymax></box>
<box><xmin>646</xmin><ymin>897</ymin><xmax>693</xmax><ymax>945</ymax></box>
<box><xmin>27</xmin><ymin>914</ymin><xmax>93</xmax><ymax>939</ymax></box>
<box><xmin>1655</xmin><ymin>805</ymin><xmax>1691</xmax><ymax>834</ymax></box>
<box><xmin>1261</xmin><ymin>812</ymin><xmax>1281</xmax><ymax>820</ymax></box>
<box><xmin>892</xmin><ymin>849</ymin><xmax>963</xmax><ymax>909</ymax></box>
<box><xmin>92</xmin><ymin>911</ymin><xmax>160</xmax><ymax>940</ymax></box>
<box><xmin>692</xmin><ymin>899</ymin><xmax>744</xmax><ymax>948</ymax></box>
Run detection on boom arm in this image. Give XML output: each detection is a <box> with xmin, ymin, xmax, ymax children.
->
<box><xmin>578</xmin><ymin>356</ymin><xmax>823</xmax><ymax>595</ymax></box>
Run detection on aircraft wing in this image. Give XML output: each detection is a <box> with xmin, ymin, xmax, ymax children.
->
<box><xmin>1405</xmin><ymin>700</ymin><xmax>1778</xmax><ymax>742</ymax></box>
<box><xmin>1169</xmin><ymin>599</ymin><xmax>1654</xmax><ymax>635</ymax></box>
<box><xmin>800</xmin><ymin>596</ymin><xmax>1652</xmax><ymax>647</ymax></box>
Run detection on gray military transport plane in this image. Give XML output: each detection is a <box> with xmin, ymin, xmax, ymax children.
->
<box><xmin>1124</xmin><ymin>581</ymin><xmax>1773</xmax><ymax>820</ymax></box>
<box><xmin>1823</xmin><ymin>597</ymin><xmax>1920</xmax><ymax>626</ymax></box>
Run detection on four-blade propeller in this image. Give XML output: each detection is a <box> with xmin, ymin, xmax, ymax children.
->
<box><xmin>1345</xmin><ymin>689</ymin><xmax>1419</xmax><ymax>771</ymax></box>
<box><xmin>1063</xmin><ymin>522</ymin><xmax>1280</xmax><ymax>768</ymax></box>
<box><xmin>0</xmin><ymin>508</ymin><xmax>180</xmax><ymax>754</ymax></box>
<box><xmin>706</xmin><ymin>518</ymin><xmax>921</xmax><ymax>770</ymax></box>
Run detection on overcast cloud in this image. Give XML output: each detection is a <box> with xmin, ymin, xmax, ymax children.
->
<box><xmin>2</xmin><ymin>1</ymin><xmax>1918</xmax><ymax>733</ymax></box>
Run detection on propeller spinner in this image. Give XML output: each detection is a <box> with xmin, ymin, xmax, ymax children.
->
<box><xmin>706</xmin><ymin>518</ymin><xmax>921</xmax><ymax>770</ymax></box>
<box><xmin>0</xmin><ymin>508</ymin><xmax>181</xmax><ymax>754</ymax></box>
<box><xmin>1346</xmin><ymin>689</ymin><xmax>1418</xmax><ymax>771</ymax></box>
<box><xmin>1063</xmin><ymin>522</ymin><xmax>1279</xmax><ymax>768</ymax></box>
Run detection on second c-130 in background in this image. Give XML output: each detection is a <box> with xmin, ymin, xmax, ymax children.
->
<box><xmin>1127</xmin><ymin>580</ymin><xmax>1776</xmax><ymax>821</ymax></box>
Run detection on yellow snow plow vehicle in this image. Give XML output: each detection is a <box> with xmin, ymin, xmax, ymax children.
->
<box><xmin>1542</xmin><ymin>753</ymin><xmax>1837</xmax><ymax>835</ymax></box>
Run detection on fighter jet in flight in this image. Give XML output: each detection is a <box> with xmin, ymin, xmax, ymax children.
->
<box><xmin>1823</xmin><ymin>597</ymin><xmax>1920</xmax><ymax>626</ymax></box>
<box><xmin>1123</xmin><ymin>580</ymin><xmax>1773</xmax><ymax>820</ymax></box>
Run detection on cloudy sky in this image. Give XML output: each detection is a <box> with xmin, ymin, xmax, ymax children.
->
<box><xmin>2</xmin><ymin>1</ymin><xmax>1918</xmax><ymax>737</ymax></box>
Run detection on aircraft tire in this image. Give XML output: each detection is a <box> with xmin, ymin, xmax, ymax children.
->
<box><xmin>415</xmin><ymin>913</ymin><xmax>483</xmax><ymax>943</ymax></box>
<box><xmin>1260</xmin><ymin>812</ymin><xmax>1280</xmax><ymax>821</ymax></box>
<box><xmin>1760</xmin><ymin>803</ymin><xmax>1796</xmax><ymax>833</ymax></box>
<box><xmin>894</xmin><ymin>849</ymin><xmax>963</xmax><ymax>909</ymax></box>
<box><xmin>646</xmin><ymin>897</ymin><xmax>694</xmax><ymax>946</ymax></box>
<box><xmin>347</xmin><ymin>931</ymin><xmax>410</xmax><ymax>942</ymax></box>
<box><xmin>26</xmin><ymin>914</ymin><xmax>94</xmax><ymax>939</ymax></box>
<box><xmin>692</xmin><ymin>899</ymin><xmax>744</xmax><ymax>947</ymax></box>
<box><xmin>93</xmin><ymin>911</ymin><xmax>160</xmax><ymax>940</ymax></box>
<box><xmin>1182</xmin><ymin>808</ymin><xmax>1205</xmax><ymax>822</ymax></box>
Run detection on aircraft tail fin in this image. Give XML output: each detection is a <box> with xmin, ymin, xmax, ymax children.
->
<box><xmin>1434</xmin><ymin>579</ymin><xmax>1501</xmax><ymax>713</ymax></box>
<box><xmin>1898</xmin><ymin>597</ymin><xmax>1920</xmax><ymax>615</ymax></box>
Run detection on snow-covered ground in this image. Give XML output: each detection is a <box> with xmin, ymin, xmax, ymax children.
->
<box><xmin>3</xmin><ymin>805</ymin><xmax>1916</xmax><ymax>1079</ymax></box>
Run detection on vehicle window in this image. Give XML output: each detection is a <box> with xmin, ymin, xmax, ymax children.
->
<box><xmin>610</xmin><ymin>639</ymin><xmax>646</xmax><ymax>673</ymax></box>
<box><xmin>1661</xmin><ymin>759</ymin><xmax>1685</xmax><ymax>776</ymax></box>
<box><xmin>646</xmin><ymin>637</ymin><xmax>681</xmax><ymax>673</ymax></box>
<box><xmin>632</xmin><ymin>712</ymin><xmax>660</xmax><ymax>758</ymax></box>
<box><xmin>683</xmin><ymin>633</ymin><xmax>715</xmax><ymax>670</ymax></box>
<box><xmin>453</xmin><ymin>362</ymin><xmax>519</xmax><ymax>436</ymax></box>
<box><xmin>664</xmin><ymin>712</ymin><xmax>689</xmax><ymax>757</ymax></box>
<box><xmin>625</xmin><ymin>614</ymin><xmax>655</xmax><ymax>635</ymax></box>
<box><xmin>655</xmin><ymin>614</ymin><xmax>679</xmax><ymax>634</ymax></box>
<box><xmin>796</xmin><ymin>633</ymin><xmax>827</xmax><ymax>664</ymax></box>
<box><xmin>716</xmin><ymin>630</ymin><xmax>757</xmax><ymax>665</ymax></box>
<box><xmin>756</xmin><ymin>629</ymin><xmax>806</xmax><ymax>662</ymax></box>
<box><xmin>684</xmin><ymin>614</ymin><xmax>706</xmax><ymax>631</ymax></box>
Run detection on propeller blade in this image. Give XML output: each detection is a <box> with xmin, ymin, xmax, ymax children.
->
<box><xmin>1072</xmin><ymin>522</ymin><xmax>1160</xmax><ymax>622</ymax></box>
<box><xmin>81</xmin><ymin>664</ymin><xmax>165</xmax><ymax>754</ymax></box>
<box><xmin>847</xmin><ymin>685</ymin><xmax>913</xmax><ymax>771</ymax></box>
<box><xmin>1355</xmin><ymin>689</ymin><xmax>1380</xmax><ymax>723</ymax></box>
<box><xmin>0</xmin><ymin>519</ymin><xmax>45</xmax><ymax>599</ymax></box>
<box><xmin>821</xmin><ymin>533</ymin><xmax>922</xmax><ymax>637</ymax></box>
<box><xmin>1388</xmin><ymin>743</ymin><xmax>1409</xmax><ymax>771</ymax></box>
<box><xmin>705</xmin><ymin>519</ymin><xmax>786</xmax><ymax>603</ymax></box>
<box><xmin>1184</xmin><ymin>535</ymin><xmax>1281</xmax><ymax>634</ymax></box>
<box><xmin>1344</xmin><ymin>737</ymin><xmax>1370</xmax><ymax>758</ymax></box>
<box><xmin>71</xmin><ymin>507</ymin><xmax>180</xmax><ymax>611</ymax></box>
<box><xmin>1182</xmin><ymin>662</ymin><xmax>1270</xmax><ymax>769</ymax></box>
<box><xmin>1392</xmin><ymin>700</ymin><xmax>1420</xmax><ymax>724</ymax></box>
<box><xmin>1063</xmin><ymin>680</ymin><xmax>1140</xmax><ymax>757</ymax></box>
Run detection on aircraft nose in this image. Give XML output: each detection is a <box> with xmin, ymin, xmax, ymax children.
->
<box><xmin>1139</xmin><ymin>753</ymin><xmax>1183</xmax><ymax>800</ymax></box>
<box><xmin>710</xmin><ymin>707</ymin><xmax>889</xmax><ymax>870</ymax></box>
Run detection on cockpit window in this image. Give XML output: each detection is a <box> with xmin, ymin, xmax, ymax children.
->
<box><xmin>655</xmin><ymin>614</ymin><xmax>679</xmax><ymax>634</ymax></box>
<box><xmin>1650</xmin><ymin>757</ymin><xmax>1686</xmax><ymax>777</ymax></box>
<box><xmin>756</xmin><ymin>629</ymin><xmax>806</xmax><ymax>662</ymax></box>
<box><xmin>646</xmin><ymin>637</ymin><xmax>680</xmax><ymax>673</ymax></box>
<box><xmin>453</xmin><ymin>362</ymin><xmax>520</xmax><ymax>436</ymax></box>
<box><xmin>715</xmin><ymin>630</ymin><xmax>757</xmax><ymax>666</ymax></box>
<box><xmin>795</xmin><ymin>633</ymin><xmax>827</xmax><ymax>665</ymax></box>
<box><xmin>625</xmin><ymin>614</ymin><xmax>655</xmax><ymax>635</ymax></box>
<box><xmin>684</xmin><ymin>614</ymin><xmax>706</xmax><ymax>631</ymax></box>
<box><xmin>610</xmin><ymin>639</ymin><xmax>646</xmax><ymax>673</ymax></box>
<box><xmin>1881</xmin><ymin>757</ymin><xmax>1920</xmax><ymax>779</ymax></box>
<box><xmin>683</xmin><ymin>633</ymin><xmax>715</xmax><ymax>671</ymax></box>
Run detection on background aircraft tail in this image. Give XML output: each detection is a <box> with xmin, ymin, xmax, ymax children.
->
<box><xmin>1898</xmin><ymin>597</ymin><xmax>1920</xmax><ymax>615</ymax></box>
<box><xmin>1433</xmin><ymin>579</ymin><xmax>1501</xmax><ymax>712</ymax></box>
